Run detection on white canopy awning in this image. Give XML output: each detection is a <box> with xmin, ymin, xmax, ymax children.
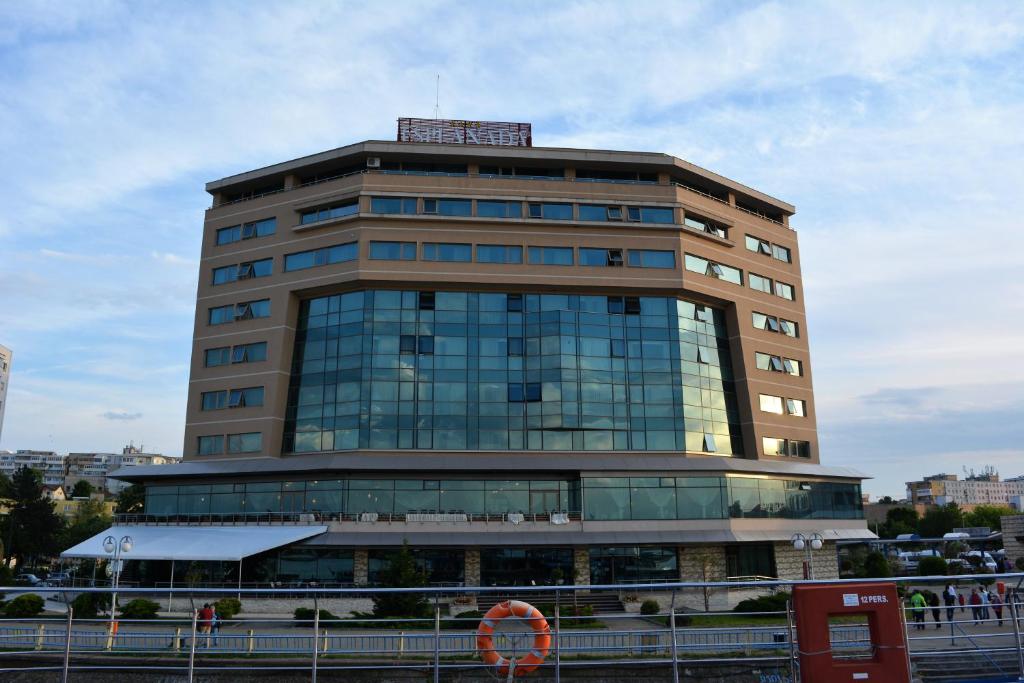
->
<box><xmin>61</xmin><ymin>525</ymin><xmax>328</xmax><ymax>562</ymax></box>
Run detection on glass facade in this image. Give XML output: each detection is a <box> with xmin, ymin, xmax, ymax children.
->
<box><xmin>589</xmin><ymin>546</ymin><xmax>678</xmax><ymax>584</ymax></box>
<box><xmin>283</xmin><ymin>289</ymin><xmax>743</xmax><ymax>454</ymax></box>
<box><xmin>367</xmin><ymin>549</ymin><xmax>465</xmax><ymax>585</ymax></box>
<box><xmin>143</xmin><ymin>475</ymin><xmax>861</xmax><ymax>519</ymax></box>
<box><xmin>481</xmin><ymin>547</ymin><xmax>573</xmax><ymax>586</ymax></box>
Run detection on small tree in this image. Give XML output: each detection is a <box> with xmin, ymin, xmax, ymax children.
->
<box><xmin>4</xmin><ymin>594</ymin><xmax>44</xmax><ymax>618</ymax></box>
<box><xmin>862</xmin><ymin>551</ymin><xmax>891</xmax><ymax>578</ymax></box>
<box><xmin>71</xmin><ymin>480</ymin><xmax>94</xmax><ymax>498</ymax></box>
<box><xmin>918</xmin><ymin>556</ymin><xmax>947</xmax><ymax>576</ymax></box>
<box><xmin>371</xmin><ymin>543</ymin><xmax>430</xmax><ymax>618</ymax></box>
<box><xmin>118</xmin><ymin>599</ymin><xmax>160</xmax><ymax>619</ymax></box>
<box><xmin>114</xmin><ymin>483</ymin><xmax>145</xmax><ymax>515</ymax></box>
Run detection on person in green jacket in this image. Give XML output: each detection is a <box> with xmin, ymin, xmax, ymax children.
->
<box><xmin>909</xmin><ymin>590</ymin><xmax>928</xmax><ymax>630</ymax></box>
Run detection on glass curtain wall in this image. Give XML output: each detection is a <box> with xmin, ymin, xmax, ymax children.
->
<box><xmin>283</xmin><ymin>290</ymin><xmax>743</xmax><ymax>454</ymax></box>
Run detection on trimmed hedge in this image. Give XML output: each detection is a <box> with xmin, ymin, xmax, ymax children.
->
<box><xmin>640</xmin><ymin>599</ymin><xmax>661</xmax><ymax>615</ymax></box>
<box><xmin>4</xmin><ymin>594</ymin><xmax>44</xmax><ymax>618</ymax></box>
<box><xmin>119</xmin><ymin>599</ymin><xmax>160</xmax><ymax>619</ymax></box>
<box><xmin>214</xmin><ymin>597</ymin><xmax>242</xmax><ymax>619</ymax></box>
<box><xmin>734</xmin><ymin>592</ymin><xmax>790</xmax><ymax>616</ymax></box>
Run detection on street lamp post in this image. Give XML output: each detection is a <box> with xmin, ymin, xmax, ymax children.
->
<box><xmin>791</xmin><ymin>532</ymin><xmax>823</xmax><ymax>580</ymax></box>
<box><xmin>103</xmin><ymin>534</ymin><xmax>133</xmax><ymax>638</ymax></box>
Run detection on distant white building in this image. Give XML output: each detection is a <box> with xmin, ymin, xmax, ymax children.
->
<box><xmin>65</xmin><ymin>444</ymin><xmax>179</xmax><ymax>494</ymax></box>
<box><xmin>906</xmin><ymin>470</ymin><xmax>1024</xmax><ymax>510</ymax></box>
<box><xmin>0</xmin><ymin>344</ymin><xmax>10</xmax><ymax>443</ymax></box>
<box><xmin>0</xmin><ymin>449</ymin><xmax>67</xmax><ymax>487</ymax></box>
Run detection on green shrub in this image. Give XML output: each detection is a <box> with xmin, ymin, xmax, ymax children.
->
<box><xmin>294</xmin><ymin>607</ymin><xmax>338</xmax><ymax>625</ymax></box>
<box><xmin>918</xmin><ymin>556</ymin><xmax>947</xmax><ymax>576</ymax></box>
<box><xmin>454</xmin><ymin>609</ymin><xmax>482</xmax><ymax>620</ymax></box>
<box><xmin>862</xmin><ymin>551</ymin><xmax>891</xmax><ymax>578</ymax></box>
<box><xmin>213</xmin><ymin>597</ymin><xmax>242</xmax><ymax>619</ymax></box>
<box><xmin>640</xmin><ymin>599</ymin><xmax>660</xmax><ymax>615</ymax></box>
<box><xmin>4</xmin><ymin>594</ymin><xmax>44</xmax><ymax>618</ymax></box>
<box><xmin>734</xmin><ymin>592</ymin><xmax>791</xmax><ymax>615</ymax></box>
<box><xmin>71</xmin><ymin>592</ymin><xmax>110</xmax><ymax>619</ymax></box>
<box><xmin>119</xmin><ymin>599</ymin><xmax>160</xmax><ymax>619</ymax></box>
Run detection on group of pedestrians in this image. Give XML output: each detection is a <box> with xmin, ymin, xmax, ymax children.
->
<box><xmin>909</xmin><ymin>584</ymin><xmax>1007</xmax><ymax>630</ymax></box>
<box><xmin>197</xmin><ymin>603</ymin><xmax>222</xmax><ymax>646</ymax></box>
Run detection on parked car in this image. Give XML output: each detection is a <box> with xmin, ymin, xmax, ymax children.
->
<box><xmin>896</xmin><ymin>550</ymin><xmax>943</xmax><ymax>574</ymax></box>
<box><xmin>14</xmin><ymin>573</ymin><xmax>41</xmax><ymax>586</ymax></box>
<box><xmin>959</xmin><ymin>551</ymin><xmax>998</xmax><ymax>572</ymax></box>
<box><xmin>42</xmin><ymin>572</ymin><xmax>72</xmax><ymax>586</ymax></box>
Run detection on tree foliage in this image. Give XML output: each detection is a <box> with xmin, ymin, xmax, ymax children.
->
<box><xmin>70</xmin><ymin>480</ymin><xmax>94</xmax><ymax>498</ymax></box>
<box><xmin>114</xmin><ymin>483</ymin><xmax>146</xmax><ymax>514</ymax></box>
<box><xmin>918</xmin><ymin>503</ymin><xmax>963</xmax><ymax>538</ymax></box>
<box><xmin>60</xmin><ymin>498</ymin><xmax>112</xmax><ymax>550</ymax></box>
<box><xmin>1</xmin><ymin>467</ymin><xmax>64</xmax><ymax>564</ymax></box>
<box><xmin>879</xmin><ymin>506</ymin><xmax>919</xmax><ymax>538</ymax></box>
<box><xmin>370</xmin><ymin>543</ymin><xmax>431</xmax><ymax>618</ymax></box>
<box><xmin>962</xmin><ymin>505</ymin><xmax>1015</xmax><ymax>532</ymax></box>
<box><xmin>862</xmin><ymin>551</ymin><xmax>892</xmax><ymax>578</ymax></box>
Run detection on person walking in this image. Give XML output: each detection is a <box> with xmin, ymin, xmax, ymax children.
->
<box><xmin>211</xmin><ymin>605</ymin><xmax>222</xmax><ymax>647</ymax></box>
<box><xmin>927</xmin><ymin>591</ymin><xmax>941</xmax><ymax>629</ymax></box>
<box><xmin>198</xmin><ymin>603</ymin><xmax>214</xmax><ymax>647</ymax></box>
<box><xmin>969</xmin><ymin>589</ymin><xmax>982</xmax><ymax>625</ymax></box>
<box><xmin>909</xmin><ymin>590</ymin><xmax>928</xmax><ymax>631</ymax></box>
<box><xmin>980</xmin><ymin>586</ymin><xmax>991</xmax><ymax>622</ymax></box>
<box><xmin>991</xmin><ymin>591</ymin><xmax>1003</xmax><ymax>627</ymax></box>
<box><xmin>944</xmin><ymin>584</ymin><xmax>958</xmax><ymax>622</ymax></box>
<box><xmin>958</xmin><ymin>592</ymin><xmax>965</xmax><ymax>613</ymax></box>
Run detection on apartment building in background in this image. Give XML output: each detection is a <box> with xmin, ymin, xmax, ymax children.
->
<box><xmin>907</xmin><ymin>471</ymin><xmax>1024</xmax><ymax>511</ymax></box>
<box><xmin>92</xmin><ymin>118</ymin><xmax>870</xmax><ymax>591</ymax></box>
<box><xmin>65</xmin><ymin>444</ymin><xmax>179</xmax><ymax>494</ymax></box>
<box><xmin>0</xmin><ymin>344</ymin><xmax>10</xmax><ymax>443</ymax></box>
<box><xmin>0</xmin><ymin>449</ymin><xmax>66</xmax><ymax>488</ymax></box>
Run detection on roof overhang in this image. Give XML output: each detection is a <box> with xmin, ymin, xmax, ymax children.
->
<box><xmin>60</xmin><ymin>525</ymin><xmax>327</xmax><ymax>561</ymax></box>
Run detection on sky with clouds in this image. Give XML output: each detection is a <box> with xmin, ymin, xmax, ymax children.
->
<box><xmin>1</xmin><ymin>0</ymin><xmax>1022</xmax><ymax>498</ymax></box>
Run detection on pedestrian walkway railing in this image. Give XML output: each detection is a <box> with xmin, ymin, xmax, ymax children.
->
<box><xmin>0</xmin><ymin>573</ymin><xmax>1021</xmax><ymax>682</ymax></box>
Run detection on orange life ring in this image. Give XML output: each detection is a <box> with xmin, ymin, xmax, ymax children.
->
<box><xmin>477</xmin><ymin>600</ymin><xmax>551</xmax><ymax>676</ymax></box>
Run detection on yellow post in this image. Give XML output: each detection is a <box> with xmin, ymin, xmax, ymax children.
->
<box><xmin>173</xmin><ymin>627</ymin><xmax>181</xmax><ymax>652</ymax></box>
<box><xmin>35</xmin><ymin>623</ymin><xmax>45</xmax><ymax>651</ymax></box>
<box><xmin>247</xmin><ymin>628</ymin><xmax>255</xmax><ymax>654</ymax></box>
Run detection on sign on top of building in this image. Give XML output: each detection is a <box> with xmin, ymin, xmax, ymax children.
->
<box><xmin>398</xmin><ymin>118</ymin><xmax>532</xmax><ymax>147</ymax></box>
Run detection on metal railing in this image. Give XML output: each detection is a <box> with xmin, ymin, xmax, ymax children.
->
<box><xmin>0</xmin><ymin>572</ymin><xmax>1020</xmax><ymax>681</ymax></box>
<box><xmin>114</xmin><ymin>510</ymin><xmax>584</xmax><ymax>526</ymax></box>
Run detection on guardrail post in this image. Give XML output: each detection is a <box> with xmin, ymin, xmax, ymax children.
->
<box><xmin>554</xmin><ymin>590</ymin><xmax>561</xmax><ymax>683</ymax></box>
<box><xmin>247</xmin><ymin>628</ymin><xmax>255</xmax><ymax>654</ymax></box>
<box><xmin>312</xmin><ymin>597</ymin><xmax>320</xmax><ymax>683</ymax></box>
<box><xmin>786</xmin><ymin>598</ymin><xmax>798</xmax><ymax>683</ymax></box>
<box><xmin>1010</xmin><ymin>592</ymin><xmax>1024</xmax><ymax>680</ymax></box>
<box><xmin>322</xmin><ymin>628</ymin><xmax>329</xmax><ymax>654</ymax></box>
<box><xmin>433</xmin><ymin>603</ymin><xmax>441</xmax><ymax>683</ymax></box>
<box><xmin>61</xmin><ymin>606</ymin><xmax>73</xmax><ymax>683</ymax></box>
<box><xmin>173</xmin><ymin>626</ymin><xmax>181</xmax><ymax>652</ymax></box>
<box><xmin>669</xmin><ymin>590</ymin><xmax>679</xmax><ymax>683</ymax></box>
<box><xmin>398</xmin><ymin>631</ymin><xmax>405</xmax><ymax>659</ymax></box>
<box><xmin>187</xmin><ymin>608</ymin><xmax>198</xmax><ymax>683</ymax></box>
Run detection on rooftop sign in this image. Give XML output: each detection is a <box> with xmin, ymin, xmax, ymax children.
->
<box><xmin>397</xmin><ymin>118</ymin><xmax>532</xmax><ymax>147</ymax></box>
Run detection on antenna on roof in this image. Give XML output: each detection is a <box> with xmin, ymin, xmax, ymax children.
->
<box><xmin>433</xmin><ymin>74</ymin><xmax>440</xmax><ymax>119</ymax></box>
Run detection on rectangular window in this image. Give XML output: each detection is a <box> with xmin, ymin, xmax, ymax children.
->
<box><xmin>399</xmin><ymin>334</ymin><xmax>416</xmax><ymax>353</ymax></box>
<box><xmin>756</xmin><ymin>352</ymin><xmax>802</xmax><ymax>376</ymax></box>
<box><xmin>227</xmin><ymin>432</ymin><xmax>262</xmax><ymax>453</ymax></box>
<box><xmin>212</xmin><ymin>259</ymin><xmax>272</xmax><ymax>285</ymax></box>
<box><xmin>197</xmin><ymin>435</ymin><xmax>224</xmax><ymax>455</ymax></box>
<box><xmin>299</xmin><ymin>201</ymin><xmax>358</xmax><ymax>225</ymax></box>
<box><xmin>786</xmin><ymin>398</ymin><xmax>806</xmax><ymax>417</ymax></box>
<box><xmin>779</xmin><ymin>318</ymin><xmax>798</xmax><ymax>337</ymax></box>
<box><xmin>527</xmin><ymin>203</ymin><xmax>572</xmax><ymax>220</ymax></box>
<box><xmin>235</xmin><ymin>299</ymin><xmax>270</xmax><ymax>321</ymax></box>
<box><xmin>507</xmin><ymin>337</ymin><xmax>524</xmax><ymax>356</ymax></box>
<box><xmin>759</xmin><ymin>394</ymin><xmax>784</xmax><ymax>414</ymax></box>
<box><xmin>228</xmin><ymin>386</ymin><xmax>264</xmax><ymax>408</ymax></box>
<box><xmin>578</xmin><ymin>205</ymin><xmax>621</xmax><ymax>222</ymax></box>
<box><xmin>201</xmin><ymin>390</ymin><xmax>227</xmax><ymax>411</ymax></box>
<box><xmin>216</xmin><ymin>217</ymin><xmax>275</xmax><ymax>245</ymax></box>
<box><xmin>418</xmin><ymin>291</ymin><xmax>435</xmax><ymax>310</ymax></box>
<box><xmin>369</xmin><ymin>241</ymin><xmax>417</xmax><ymax>260</ymax></box>
<box><xmin>208</xmin><ymin>305</ymin><xmax>234</xmax><ymax>325</ymax></box>
<box><xmin>775</xmin><ymin>281</ymin><xmax>795</xmax><ymax>300</ymax></box>
<box><xmin>639</xmin><ymin>207</ymin><xmax>675</xmax><ymax>224</ymax></box>
<box><xmin>370</xmin><ymin>197</ymin><xmax>418</xmax><ymax>214</ymax></box>
<box><xmin>231</xmin><ymin>342</ymin><xmax>267</xmax><ymax>363</ymax></box>
<box><xmin>763</xmin><ymin>437</ymin><xmax>809</xmax><ymax>458</ymax></box>
<box><xmin>476</xmin><ymin>245</ymin><xmax>523</xmax><ymax>264</ymax></box>
<box><xmin>417</xmin><ymin>336</ymin><xmax>434</xmax><ymax>354</ymax></box>
<box><xmin>422</xmin><ymin>243</ymin><xmax>472</xmax><ymax>262</ymax></box>
<box><xmin>528</xmin><ymin>246</ymin><xmax>574</xmax><ymax>266</ymax></box>
<box><xmin>480</xmin><ymin>166</ymin><xmax>564</xmax><ymax>180</ymax></box>
<box><xmin>683</xmin><ymin>215</ymin><xmax>727</xmax><ymax>238</ymax></box>
<box><xmin>579</xmin><ymin>247</ymin><xmax>624</xmax><ymax>267</ymax></box>
<box><xmin>749</xmin><ymin>273</ymin><xmax>773</xmax><ymax>293</ymax></box>
<box><xmin>745</xmin><ymin>235</ymin><xmax>771</xmax><ymax>255</ymax></box>
<box><xmin>507</xmin><ymin>294</ymin><xmax>523</xmax><ymax>311</ymax></box>
<box><xmin>684</xmin><ymin>254</ymin><xmax>741</xmax><ymax>284</ymax></box>
<box><xmin>752</xmin><ymin>312</ymin><xmax>779</xmax><ymax>332</ymax></box>
<box><xmin>284</xmin><ymin>242</ymin><xmax>358</xmax><ymax>271</ymax></box>
<box><xmin>477</xmin><ymin>200</ymin><xmax>522</xmax><ymax>218</ymax></box>
<box><xmin>783</xmin><ymin>358</ymin><xmax>802</xmax><ymax>376</ymax></box>
<box><xmin>772</xmin><ymin>244</ymin><xmax>792</xmax><ymax>263</ymax></box>
<box><xmin>212</xmin><ymin>265</ymin><xmax>236</xmax><ymax>285</ymax></box>
<box><xmin>628</xmin><ymin>249</ymin><xmax>675</xmax><ymax>269</ymax></box>
<box><xmin>204</xmin><ymin>347</ymin><xmax>230</xmax><ymax>367</ymax></box>
<box><xmin>422</xmin><ymin>198</ymin><xmax>471</xmax><ymax>216</ymax></box>
<box><xmin>762</xmin><ymin>437</ymin><xmax>786</xmax><ymax>456</ymax></box>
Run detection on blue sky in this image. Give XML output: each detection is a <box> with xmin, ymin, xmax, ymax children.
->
<box><xmin>1</xmin><ymin>1</ymin><xmax>1023</xmax><ymax>498</ymax></box>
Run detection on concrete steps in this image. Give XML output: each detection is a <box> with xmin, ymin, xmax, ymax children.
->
<box><xmin>476</xmin><ymin>590</ymin><xmax>624</xmax><ymax>614</ymax></box>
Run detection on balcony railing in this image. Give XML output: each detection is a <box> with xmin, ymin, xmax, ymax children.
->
<box><xmin>114</xmin><ymin>511</ymin><xmax>584</xmax><ymax>526</ymax></box>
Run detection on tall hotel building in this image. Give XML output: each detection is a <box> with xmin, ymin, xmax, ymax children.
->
<box><xmin>110</xmin><ymin>120</ymin><xmax>869</xmax><ymax>588</ymax></box>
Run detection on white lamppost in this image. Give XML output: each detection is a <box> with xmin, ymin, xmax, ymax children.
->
<box><xmin>791</xmin><ymin>532</ymin><xmax>823</xmax><ymax>580</ymax></box>
<box><xmin>103</xmin><ymin>534</ymin><xmax>133</xmax><ymax>634</ymax></box>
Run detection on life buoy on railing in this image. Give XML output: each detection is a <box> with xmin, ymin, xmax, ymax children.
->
<box><xmin>476</xmin><ymin>600</ymin><xmax>551</xmax><ymax>677</ymax></box>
